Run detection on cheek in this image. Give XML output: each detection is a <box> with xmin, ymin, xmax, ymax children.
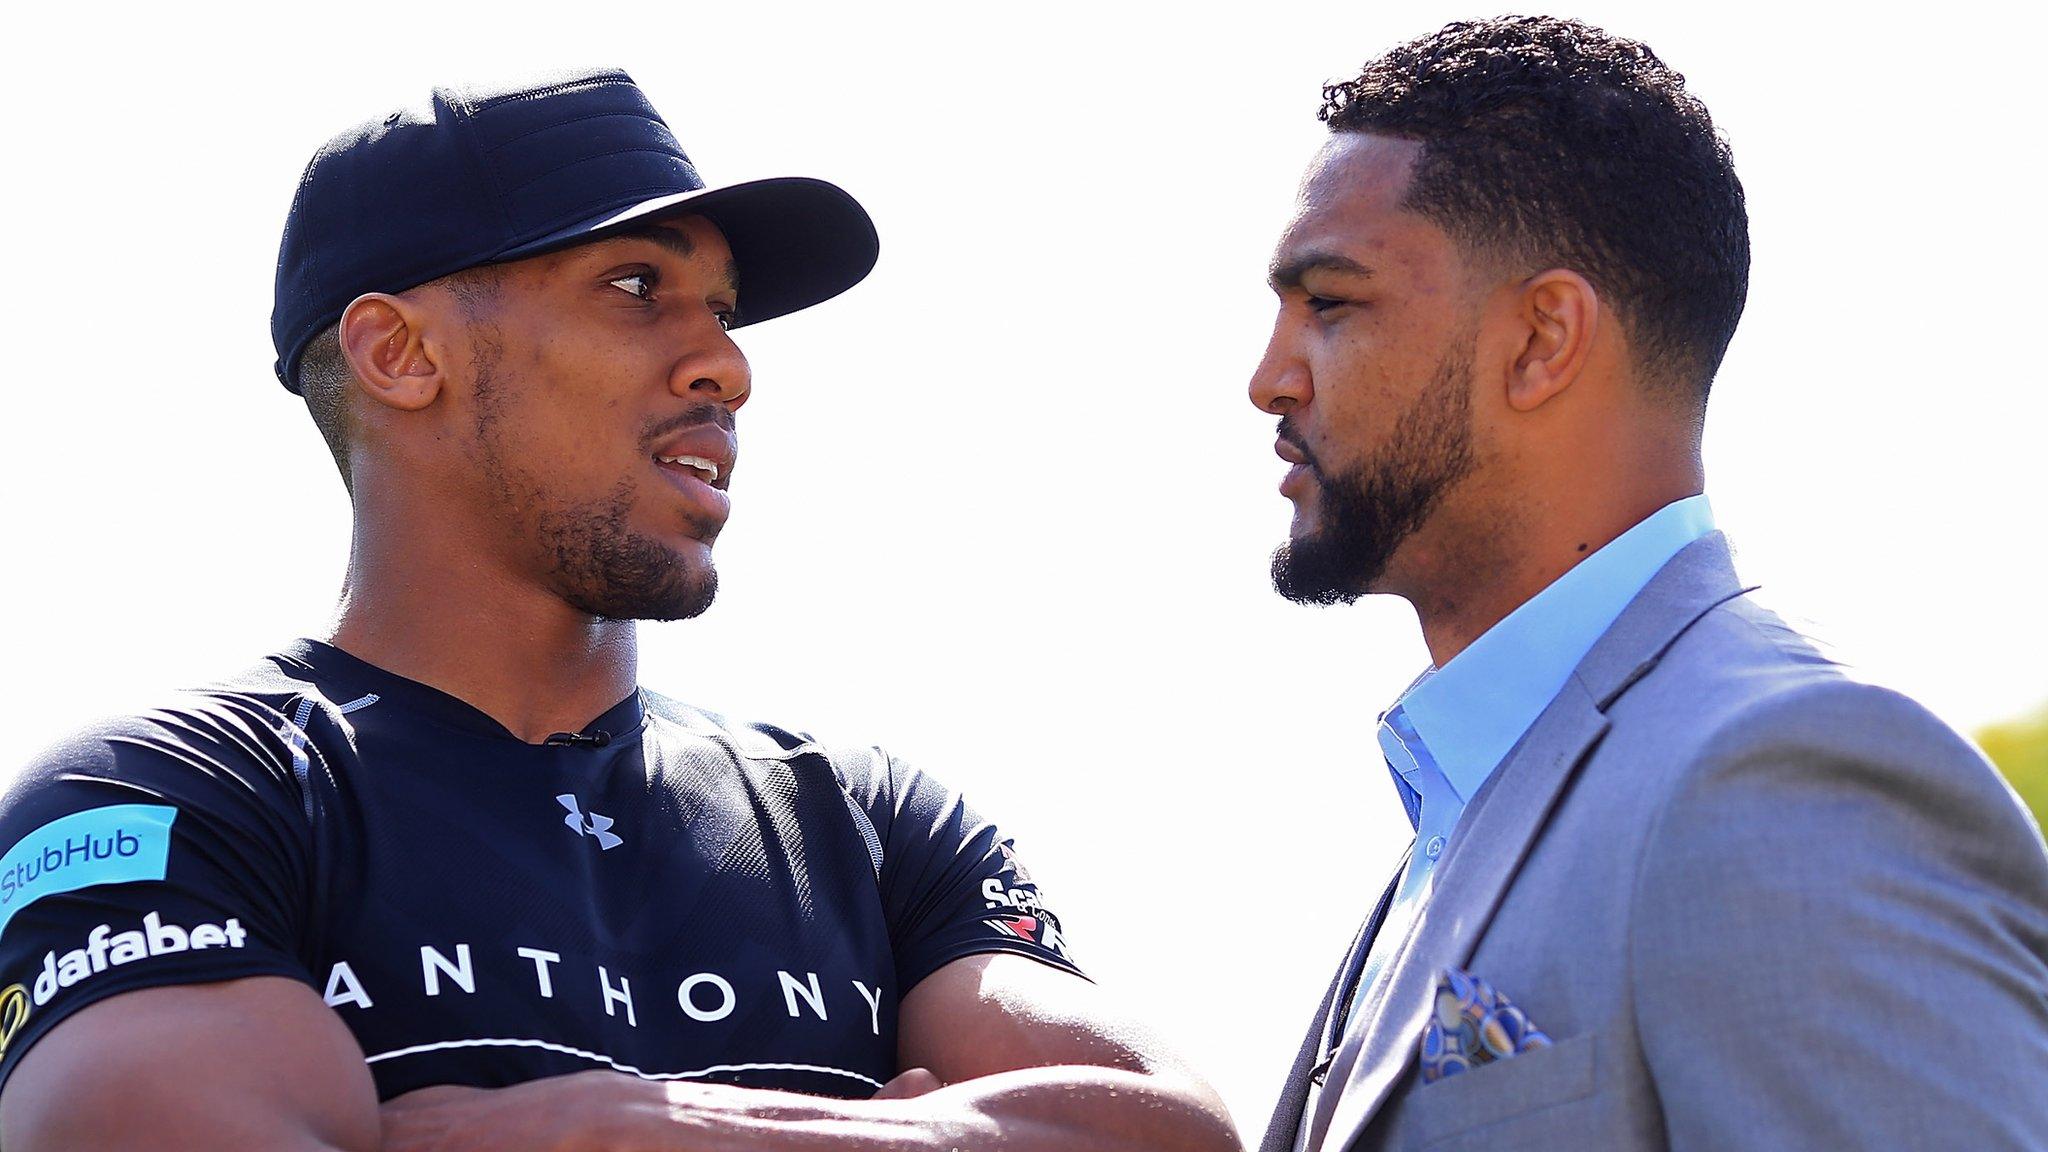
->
<box><xmin>1307</xmin><ymin>313</ymin><xmax>1448</xmax><ymax>439</ymax></box>
<box><xmin>1305</xmin><ymin>345</ymin><xmax>1392</xmax><ymax>451</ymax></box>
<box><xmin>474</xmin><ymin>393</ymin><xmax>621</xmax><ymax>496</ymax></box>
<box><xmin>500</xmin><ymin>348</ymin><xmax>643</xmax><ymax>449</ymax></box>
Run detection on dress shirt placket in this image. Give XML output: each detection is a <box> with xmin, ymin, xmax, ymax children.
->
<box><xmin>1346</xmin><ymin>707</ymin><xmax>1461</xmax><ymax>1029</ymax></box>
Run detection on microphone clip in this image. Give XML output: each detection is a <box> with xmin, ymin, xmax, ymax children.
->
<box><xmin>543</xmin><ymin>730</ymin><xmax>612</xmax><ymax>749</ymax></box>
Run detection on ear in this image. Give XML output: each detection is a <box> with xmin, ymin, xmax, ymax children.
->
<box><xmin>336</xmin><ymin>293</ymin><xmax>444</xmax><ymax>412</ymax></box>
<box><xmin>1505</xmin><ymin>269</ymin><xmax>1599</xmax><ymax>413</ymax></box>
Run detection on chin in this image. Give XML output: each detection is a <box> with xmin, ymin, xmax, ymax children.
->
<box><xmin>1270</xmin><ymin>521</ymin><xmax>1395</xmax><ymax>607</ymax></box>
<box><xmin>553</xmin><ymin>538</ymin><xmax>721</xmax><ymax>623</ymax></box>
<box><xmin>580</xmin><ymin>578</ymin><xmax>718</xmax><ymax>623</ymax></box>
<box><xmin>633</xmin><ymin>556</ymin><xmax>720</xmax><ymax>623</ymax></box>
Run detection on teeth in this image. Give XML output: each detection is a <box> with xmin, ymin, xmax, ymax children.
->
<box><xmin>656</xmin><ymin>455</ymin><xmax>719</xmax><ymax>481</ymax></box>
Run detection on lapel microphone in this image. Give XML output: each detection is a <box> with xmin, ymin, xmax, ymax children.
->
<box><xmin>544</xmin><ymin>730</ymin><xmax>612</xmax><ymax>749</ymax></box>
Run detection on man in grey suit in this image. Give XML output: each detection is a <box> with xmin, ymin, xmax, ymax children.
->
<box><xmin>1251</xmin><ymin>16</ymin><xmax>2048</xmax><ymax>1151</ymax></box>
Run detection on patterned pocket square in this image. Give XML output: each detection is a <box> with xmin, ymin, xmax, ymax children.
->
<box><xmin>1419</xmin><ymin>966</ymin><xmax>1553</xmax><ymax>1084</ymax></box>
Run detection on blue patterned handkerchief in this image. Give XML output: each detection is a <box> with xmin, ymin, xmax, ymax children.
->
<box><xmin>1419</xmin><ymin>966</ymin><xmax>1553</xmax><ymax>1084</ymax></box>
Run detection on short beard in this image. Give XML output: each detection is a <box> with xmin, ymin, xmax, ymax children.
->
<box><xmin>1271</xmin><ymin>341</ymin><xmax>1477</xmax><ymax>605</ymax></box>
<box><xmin>464</xmin><ymin>322</ymin><xmax>721</xmax><ymax>624</ymax></box>
<box><xmin>536</xmin><ymin>483</ymin><xmax>719</xmax><ymax>622</ymax></box>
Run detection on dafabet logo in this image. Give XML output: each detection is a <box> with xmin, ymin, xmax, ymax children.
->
<box><xmin>32</xmin><ymin>911</ymin><xmax>248</xmax><ymax>1007</ymax></box>
<box><xmin>0</xmin><ymin>983</ymin><xmax>30</xmax><ymax>1058</ymax></box>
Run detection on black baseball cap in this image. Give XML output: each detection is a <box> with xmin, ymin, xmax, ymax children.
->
<box><xmin>270</xmin><ymin>68</ymin><xmax>878</xmax><ymax>393</ymax></box>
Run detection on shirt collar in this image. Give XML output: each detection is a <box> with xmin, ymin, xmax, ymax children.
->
<box><xmin>275</xmin><ymin>638</ymin><xmax>647</xmax><ymax>745</ymax></box>
<box><xmin>1391</xmin><ymin>495</ymin><xmax>1716</xmax><ymax>803</ymax></box>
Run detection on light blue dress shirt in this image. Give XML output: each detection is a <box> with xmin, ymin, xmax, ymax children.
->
<box><xmin>1346</xmin><ymin>494</ymin><xmax>1717</xmax><ymax>1025</ymax></box>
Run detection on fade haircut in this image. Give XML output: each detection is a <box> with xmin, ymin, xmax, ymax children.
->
<box><xmin>297</xmin><ymin>324</ymin><xmax>356</xmax><ymax>489</ymax></box>
<box><xmin>1322</xmin><ymin>16</ymin><xmax>1750</xmax><ymax>402</ymax></box>
<box><xmin>294</xmin><ymin>266</ymin><xmax>505</xmax><ymax>492</ymax></box>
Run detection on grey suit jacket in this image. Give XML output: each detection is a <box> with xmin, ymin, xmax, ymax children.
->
<box><xmin>1262</xmin><ymin>534</ymin><xmax>2048</xmax><ymax>1152</ymax></box>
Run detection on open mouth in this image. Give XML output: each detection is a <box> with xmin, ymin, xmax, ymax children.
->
<box><xmin>655</xmin><ymin>454</ymin><xmax>720</xmax><ymax>484</ymax></box>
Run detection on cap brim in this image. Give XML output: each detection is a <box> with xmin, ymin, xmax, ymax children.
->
<box><xmin>497</xmin><ymin>176</ymin><xmax>878</xmax><ymax>328</ymax></box>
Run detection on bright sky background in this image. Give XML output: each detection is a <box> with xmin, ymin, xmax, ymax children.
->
<box><xmin>5</xmin><ymin>0</ymin><xmax>2044</xmax><ymax>1137</ymax></box>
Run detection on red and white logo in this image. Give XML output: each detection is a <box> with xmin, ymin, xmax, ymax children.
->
<box><xmin>984</xmin><ymin>913</ymin><xmax>1041</xmax><ymax>941</ymax></box>
<box><xmin>982</xmin><ymin>912</ymin><xmax>1070</xmax><ymax>959</ymax></box>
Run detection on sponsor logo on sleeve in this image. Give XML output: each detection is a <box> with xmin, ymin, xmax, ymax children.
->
<box><xmin>0</xmin><ymin>983</ymin><xmax>29</xmax><ymax>1058</ymax></box>
<box><xmin>981</xmin><ymin>876</ymin><xmax>1044</xmax><ymax>914</ymax></box>
<box><xmin>0</xmin><ymin>805</ymin><xmax>179</xmax><ymax>936</ymax></box>
<box><xmin>30</xmin><ymin>911</ymin><xmax>247</xmax><ymax>1007</ymax></box>
<box><xmin>981</xmin><ymin>865</ymin><xmax>1072</xmax><ymax>959</ymax></box>
<box><xmin>983</xmin><ymin>912</ymin><xmax>1070</xmax><ymax>959</ymax></box>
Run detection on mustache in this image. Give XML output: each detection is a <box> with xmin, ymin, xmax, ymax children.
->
<box><xmin>640</xmin><ymin>403</ymin><xmax>736</xmax><ymax>450</ymax></box>
<box><xmin>1276</xmin><ymin>416</ymin><xmax>1326</xmax><ymax>480</ymax></box>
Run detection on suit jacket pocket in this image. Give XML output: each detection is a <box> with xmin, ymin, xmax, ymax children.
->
<box><xmin>1405</xmin><ymin>1031</ymin><xmax>1597</xmax><ymax>1148</ymax></box>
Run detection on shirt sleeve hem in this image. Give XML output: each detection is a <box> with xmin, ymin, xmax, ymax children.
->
<box><xmin>898</xmin><ymin>939</ymin><xmax>1090</xmax><ymax>998</ymax></box>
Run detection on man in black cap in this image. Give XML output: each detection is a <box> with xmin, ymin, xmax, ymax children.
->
<box><xmin>0</xmin><ymin>70</ymin><xmax>1237</xmax><ymax>1152</ymax></box>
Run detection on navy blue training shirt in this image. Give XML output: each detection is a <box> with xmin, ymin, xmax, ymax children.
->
<box><xmin>0</xmin><ymin>641</ymin><xmax>1079</xmax><ymax>1098</ymax></box>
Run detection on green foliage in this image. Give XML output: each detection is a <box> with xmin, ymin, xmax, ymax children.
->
<box><xmin>1979</xmin><ymin>703</ymin><xmax>2048</xmax><ymax>830</ymax></box>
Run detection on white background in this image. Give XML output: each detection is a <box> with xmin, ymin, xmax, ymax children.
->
<box><xmin>4</xmin><ymin>0</ymin><xmax>2044</xmax><ymax>1136</ymax></box>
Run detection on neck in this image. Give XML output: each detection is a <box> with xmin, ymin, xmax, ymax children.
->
<box><xmin>1404</xmin><ymin>470</ymin><xmax>1702</xmax><ymax>668</ymax></box>
<box><xmin>326</xmin><ymin>516</ymin><xmax>639</xmax><ymax>744</ymax></box>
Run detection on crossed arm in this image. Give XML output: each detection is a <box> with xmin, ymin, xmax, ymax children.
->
<box><xmin>0</xmin><ymin>951</ymin><xmax>1240</xmax><ymax>1152</ymax></box>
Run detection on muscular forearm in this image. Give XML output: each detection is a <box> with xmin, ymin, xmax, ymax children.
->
<box><xmin>380</xmin><ymin>1066</ymin><xmax>1241</xmax><ymax>1152</ymax></box>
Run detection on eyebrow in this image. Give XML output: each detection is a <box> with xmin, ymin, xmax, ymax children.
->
<box><xmin>612</xmin><ymin>223</ymin><xmax>740</xmax><ymax>292</ymax></box>
<box><xmin>1267</xmin><ymin>251</ymin><xmax>1376</xmax><ymax>290</ymax></box>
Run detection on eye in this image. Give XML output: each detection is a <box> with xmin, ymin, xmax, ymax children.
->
<box><xmin>713</xmin><ymin>306</ymin><xmax>737</xmax><ymax>332</ymax></box>
<box><xmin>1306</xmin><ymin>295</ymin><xmax>1346</xmax><ymax>314</ymax></box>
<box><xmin>608</xmin><ymin>271</ymin><xmax>657</xmax><ymax>301</ymax></box>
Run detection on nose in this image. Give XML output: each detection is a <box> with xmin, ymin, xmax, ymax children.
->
<box><xmin>1249</xmin><ymin>315</ymin><xmax>1311</xmax><ymax>416</ymax></box>
<box><xmin>670</xmin><ymin>310</ymin><xmax>753</xmax><ymax>411</ymax></box>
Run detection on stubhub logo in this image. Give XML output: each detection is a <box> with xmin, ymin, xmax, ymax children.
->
<box><xmin>0</xmin><ymin>805</ymin><xmax>177</xmax><ymax>935</ymax></box>
<box><xmin>33</xmin><ymin>911</ymin><xmax>246</xmax><ymax>1006</ymax></box>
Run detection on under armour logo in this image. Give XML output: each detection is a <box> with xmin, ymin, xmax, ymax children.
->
<box><xmin>557</xmin><ymin>794</ymin><xmax>622</xmax><ymax>851</ymax></box>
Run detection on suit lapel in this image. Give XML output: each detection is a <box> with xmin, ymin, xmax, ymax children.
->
<box><xmin>1316</xmin><ymin>532</ymin><xmax>1754</xmax><ymax>1152</ymax></box>
<box><xmin>1316</xmin><ymin>680</ymin><xmax>1609</xmax><ymax>1151</ymax></box>
<box><xmin>1288</xmin><ymin>847</ymin><xmax>1408</xmax><ymax>1152</ymax></box>
<box><xmin>1262</xmin><ymin>923</ymin><xmax>1358</xmax><ymax>1152</ymax></box>
<box><xmin>1573</xmin><ymin>532</ymin><xmax>1754</xmax><ymax>707</ymax></box>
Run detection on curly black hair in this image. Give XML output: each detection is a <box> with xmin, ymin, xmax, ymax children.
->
<box><xmin>1322</xmin><ymin>16</ymin><xmax>1749</xmax><ymax>401</ymax></box>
